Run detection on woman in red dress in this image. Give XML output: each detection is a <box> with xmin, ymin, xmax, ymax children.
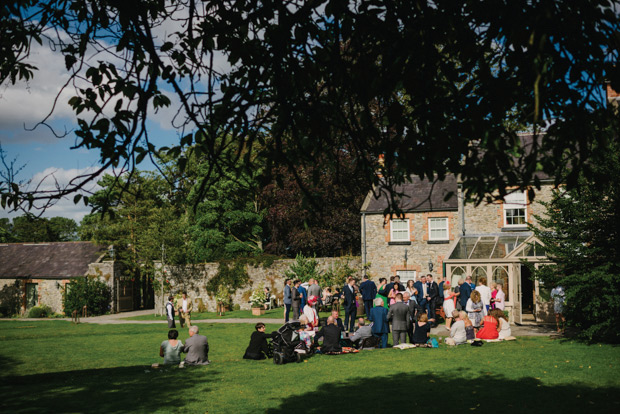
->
<box><xmin>476</xmin><ymin>313</ymin><xmax>500</xmax><ymax>340</ymax></box>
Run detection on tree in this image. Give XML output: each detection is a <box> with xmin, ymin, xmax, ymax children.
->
<box><xmin>6</xmin><ymin>215</ymin><xmax>78</xmax><ymax>242</ymax></box>
<box><xmin>532</xmin><ymin>141</ymin><xmax>620</xmax><ymax>343</ymax></box>
<box><xmin>1</xmin><ymin>1</ymin><xmax>619</xmax><ymax>214</ymax></box>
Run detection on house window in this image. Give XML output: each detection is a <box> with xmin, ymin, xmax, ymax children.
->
<box><xmin>503</xmin><ymin>191</ymin><xmax>527</xmax><ymax>227</ymax></box>
<box><xmin>428</xmin><ymin>217</ymin><xmax>449</xmax><ymax>240</ymax></box>
<box><xmin>396</xmin><ymin>270</ymin><xmax>417</xmax><ymax>283</ymax></box>
<box><xmin>390</xmin><ymin>219</ymin><xmax>410</xmax><ymax>242</ymax></box>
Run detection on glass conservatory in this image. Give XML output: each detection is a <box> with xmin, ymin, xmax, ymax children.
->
<box><xmin>444</xmin><ymin>233</ymin><xmax>553</xmax><ymax>324</ymax></box>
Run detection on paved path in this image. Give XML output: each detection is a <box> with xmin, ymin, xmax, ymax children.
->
<box><xmin>2</xmin><ymin>309</ymin><xmax>559</xmax><ymax>336</ymax></box>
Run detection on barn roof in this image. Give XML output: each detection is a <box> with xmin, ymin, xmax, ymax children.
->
<box><xmin>0</xmin><ymin>242</ymin><xmax>108</xmax><ymax>279</ymax></box>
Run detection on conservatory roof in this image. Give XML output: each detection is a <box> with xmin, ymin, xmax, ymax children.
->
<box><xmin>446</xmin><ymin>233</ymin><xmax>547</xmax><ymax>261</ymax></box>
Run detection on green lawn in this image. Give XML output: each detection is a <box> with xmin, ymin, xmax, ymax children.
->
<box><xmin>1</xmin><ymin>321</ymin><xmax>619</xmax><ymax>413</ymax></box>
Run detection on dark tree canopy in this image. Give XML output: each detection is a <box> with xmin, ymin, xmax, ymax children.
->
<box><xmin>1</xmin><ymin>1</ymin><xmax>619</xmax><ymax>212</ymax></box>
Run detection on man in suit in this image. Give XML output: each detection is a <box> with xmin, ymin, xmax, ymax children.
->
<box><xmin>387</xmin><ymin>293</ymin><xmax>411</xmax><ymax>346</ymax></box>
<box><xmin>307</xmin><ymin>279</ymin><xmax>321</xmax><ymax>307</ymax></box>
<box><xmin>359</xmin><ymin>275</ymin><xmax>377</xmax><ymax>317</ymax></box>
<box><xmin>176</xmin><ymin>291</ymin><xmax>193</xmax><ymax>328</ymax></box>
<box><xmin>183</xmin><ymin>325</ymin><xmax>209</xmax><ymax>365</ymax></box>
<box><xmin>349</xmin><ymin>318</ymin><xmax>373</xmax><ymax>348</ymax></box>
<box><xmin>292</xmin><ymin>280</ymin><xmax>302</xmax><ymax>320</ymax></box>
<box><xmin>298</xmin><ymin>282</ymin><xmax>308</xmax><ymax>309</ymax></box>
<box><xmin>165</xmin><ymin>296</ymin><xmax>175</xmax><ymax>328</ymax></box>
<box><xmin>459</xmin><ymin>278</ymin><xmax>472</xmax><ymax>311</ymax></box>
<box><xmin>414</xmin><ymin>275</ymin><xmax>427</xmax><ymax>313</ymax></box>
<box><xmin>369</xmin><ymin>298</ymin><xmax>390</xmax><ymax>348</ymax></box>
<box><xmin>331</xmin><ymin>309</ymin><xmax>346</xmax><ymax>331</ymax></box>
<box><xmin>394</xmin><ymin>275</ymin><xmax>406</xmax><ymax>291</ymax></box>
<box><xmin>426</xmin><ymin>274</ymin><xmax>439</xmax><ymax>326</ymax></box>
<box><xmin>313</xmin><ymin>316</ymin><xmax>342</xmax><ymax>354</ymax></box>
<box><xmin>384</xmin><ymin>276</ymin><xmax>396</xmax><ymax>296</ymax></box>
<box><xmin>342</xmin><ymin>277</ymin><xmax>357</xmax><ymax>332</ymax></box>
<box><xmin>283</xmin><ymin>279</ymin><xmax>292</xmax><ymax>322</ymax></box>
<box><xmin>403</xmin><ymin>292</ymin><xmax>421</xmax><ymax>343</ymax></box>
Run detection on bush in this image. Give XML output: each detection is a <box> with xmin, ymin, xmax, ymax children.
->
<box><xmin>27</xmin><ymin>305</ymin><xmax>52</xmax><ymax>318</ymax></box>
<box><xmin>64</xmin><ymin>277</ymin><xmax>111</xmax><ymax>316</ymax></box>
<box><xmin>233</xmin><ymin>304</ymin><xmax>241</xmax><ymax>311</ymax></box>
<box><xmin>0</xmin><ymin>281</ymin><xmax>22</xmax><ymax>317</ymax></box>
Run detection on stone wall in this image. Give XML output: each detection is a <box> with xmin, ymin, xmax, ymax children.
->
<box><xmin>154</xmin><ymin>257</ymin><xmax>363</xmax><ymax>312</ymax></box>
<box><xmin>363</xmin><ymin>183</ymin><xmax>556</xmax><ymax>280</ymax></box>
<box><xmin>0</xmin><ymin>278</ymin><xmax>69</xmax><ymax>314</ymax></box>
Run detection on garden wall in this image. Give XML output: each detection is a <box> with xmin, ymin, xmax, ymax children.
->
<box><xmin>153</xmin><ymin>256</ymin><xmax>362</xmax><ymax>312</ymax></box>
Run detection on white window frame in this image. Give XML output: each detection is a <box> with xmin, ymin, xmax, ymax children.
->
<box><xmin>503</xmin><ymin>191</ymin><xmax>527</xmax><ymax>227</ymax></box>
<box><xmin>428</xmin><ymin>217</ymin><xmax>449</xmax><ymax>241</ymax></box>
<box><xmin>390</xmin><ymin>219</ymin><xmax>410</xmax><ymax>242</ymax></box>
<box><xmin>396</xmin><ymin>270</ymin><xmax>417</xmax><ymax>283</ymax></box>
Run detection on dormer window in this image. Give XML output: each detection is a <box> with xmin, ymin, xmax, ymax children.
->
<box><xmin>504</xmin><ymin>191</ymin><xmax>527</xmax><ymax>227</ymax></box>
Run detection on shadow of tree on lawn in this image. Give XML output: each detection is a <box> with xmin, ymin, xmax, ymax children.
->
<box><xmin>267</xmin><ymin>370</ymin><xmax>620</xmax><ymax>414</ymax></box>
<box><xmin>0</xmin><ymin>365</ymin><xmax>218</xmax><ymax>414</ymax></box>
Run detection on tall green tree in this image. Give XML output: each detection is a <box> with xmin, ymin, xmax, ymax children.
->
<box><xmin>532</xmin><ymin>142</ymin><xmax>620</xmax><ymax>343</ymax></box>
<box><xmin>6</xmin><ymin>215</ymin><xmax>78</xmax><ymax>242</ymax></box>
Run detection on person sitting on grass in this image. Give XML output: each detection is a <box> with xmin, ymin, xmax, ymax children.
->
<box><xmin>243</xmin><ymin>322</ymin><xmax>277</xmax><ymax>360</ymax></box>
<box><xmin>476</xmin><ymin>310</ymin><xmax>500</xmax><ymax>340</ymax></box>
<box><xmin>159</xmin><ymin>329</ymin><xmax>183</xmax><ymax>365</ymax></box>
<box><xmin>460</xmin><ymin>311</ymin><xmax>476</xmax><ymax>342</ymax></box>
<box><xmin>183</xmin><ymin>325</ymin><xmax>210</xmax><ymax>366</ymax></box>
<box><xmin>331</xmin><ymin>309</ymin><xmax>346</xmax><ymax>332</ymax></box>
<box><xmin>313</xmin><ymin>316</ymin><xmax>342</xmax><ymax>354</ymax></box>
<box><xmin>466</xmin><ymin>289</ymin><xmax>484</xmax><ymax>329</ymax></box>
<box><xmin>303</xmin><ymin>296</ymin><xmax>319</xmax><ymax>329</ymax></box>
<box><xmin>445</xmin><ymin>310</ymin><xmax>467</xmax><ymax>346</ymax></box>
<box><xmin>491</xmin><ymin>309</ymin><xmax>513</xmax><ymax>340</ymax></box>
<box><xmin>412</xmin><ymin>313</ymin><xmax>432</xmax><ymax>346</ymax></box>
<box><xmin>349</xmin><ymin>318</ymin><xmax>372</xmax><ymax>348</ymax></box>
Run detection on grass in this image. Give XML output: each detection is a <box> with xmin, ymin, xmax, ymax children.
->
<box><xmin>123</xmin><ymin>307</ymin><xmax>334</xmax><ymax>320</ymax></box>
<box><xmin>1</xmin><ymin>320</ymin><xmax>619</xmax><ymax>413</ymax></box>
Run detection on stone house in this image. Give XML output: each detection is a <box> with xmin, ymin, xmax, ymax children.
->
<box><xmin>0</xmin><ymin>242</ymin><xmax>118</xmax><ymax>315</ymax></box>
<box><xmin>360</xmin><ymin>154</ymin><xmax>556</xmax><ymax>324</ymax></box>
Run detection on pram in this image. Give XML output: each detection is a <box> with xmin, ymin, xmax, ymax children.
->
<box><xmin>270</xmin><ymin>321</ymin><xmax>313</xmax><ymax>365</ymax></box>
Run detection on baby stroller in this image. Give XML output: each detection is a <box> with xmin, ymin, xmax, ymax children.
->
<box><xmin>271</xmin><ymin>321</ymin><xmax>313</xmax><ymax>365</ymax></box>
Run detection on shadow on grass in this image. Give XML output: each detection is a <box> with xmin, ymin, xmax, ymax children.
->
<box><xmin>0</xmin><ymin>365</ymin><xmax>218</xmax><ymax>413</ymax></box>
<box><xmin>0</xmin><ymin>354</ymin><xmax>22</xmax><ymax>376</ymax></box>
<box><xmin>267</xmin><ymin>370</ymin><xmax>620</xmax><ymax>414</ymax></box>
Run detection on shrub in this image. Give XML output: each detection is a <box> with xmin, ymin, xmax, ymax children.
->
<box><xmin>27</xmin><ymin>305</ymin><xmax>52</xmax><ymax>318</ymax></box>
<box><xmin>64</xmin><ymin>277</ymin><xmax>111</xmax><ymax>316</ymax></box>
<box><xmin>0</xmin><ymin>281</ymin><xmax>22</xmax><ymax>317</ymax></box>
<box><xmin>233</xmin><ymin>304</ymin><xmax>241</xmax><ymax>311</ymax></box>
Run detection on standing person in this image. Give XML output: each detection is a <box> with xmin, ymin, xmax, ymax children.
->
<box><xmin>394</xmin><ymin>275</ymin><xmax>406</xmax><ymax>291</ymax></box>
<box><xmin>403</xmin><ymin>292</ymin><xmax>420</xmax><ymax>343</ymax></box>
<box><xmin>166</xmin><ymin>296</ymin><xmax>176</xmax><ymax>328</ymax></box>
<box><xmin>459</xmin><ymin>277</ymin><xmax>472</xmax><ymax>311</ymax></box>
<box><xmin>454</xmin><ymin>279</ymin><xmax>463</xmax><ymax>310</ymax></box>
<box><xmin>550</xmin><ymin>285</ymin><xmax>566</xmax><ymax>333</ymax></box>
<box><xmin>476</xmin><ymin>277</ymin><xmax>492</xmax><ymax>313</ymax></box>
<box><xmin>298</xmin><ymin>281</ymin><xmax>308</xmax><ymax>309</ymax></box>
<box><xmin>183</xmin><ymin>325</ymin><xmax>210</xmax><ymax>365</ymax></box>
<box><xmin>442</xmin><ymin>283</ymin><xmax>456</xmax><ymax>329</ymax></box>
<box><xmin>490</xmin><ymin>282</ymin><xmax>498</xmax><ymax>310</ymax></box>
<box><xmin>466</xmin><ymin>290</ymin><xmax>484</xmax><ymax>329</ymax></box>
<box><xmin>405</xmin><ymin>280</ymin><xmax>418</xmax><ymax>298</ymax></box>
<box><xmin>387</xmin><ymin>293</ymin><xmax>411</xmax><ymax>346</ymax></box>
<box><xmin>176</xmin><ymin>291</ymin><xmax>193</xmax><ymax>328</ymax></box>
<box><xmin>342</xmin><ymin>277</ymin><xmax>357</xmax><ymax>332</ymax></box>
<box><xmin>466</xmin><ymin>275</ymin><xmax>476</xmax><ymax>291</ymax></box>
<box><xmin>437</xmin><ymin>275</ymin><xmax>445</xmax><ymax>304</ymax></box>
<box><xmin>414</xmin><ymin>275</ymin><xmax>427</xmax><ymax>312</ymax></box>
<box><xmin>384</xmin><ymin>276</ymin><xmax>396</xmax><ymax>296</ymax></box>
<box><xmin>283</xmin><ymin>279</ymin><xmax>292</xmax><ymax>322</ymax></box>
<box><xmin>376</xmin><ymin>278</ymin><xmax>389</xmax><ymax>308</ymax></box>
<box><xmin>292</xmin><ymin>280</ymin><xmax>302</xmax><ymax>320</ymax></box>
<box><xmin>369</xmin><ymin>298</ymin><xmax>390</xmax><ymax>348</ymax></box>
<box><xmin>388</xmin><ymin>282</ymin><xmax>401</xmax><ymax>306</ymax></box>
<box><xmin>307</xmin><ymin>279</ymin><xmax>321</xmax><ymax>307</ymax></box>
<box><xmin>425</xmin><ymin>274</ymin><xmax>439</xmax><ymax>326</ymax></box>
<box><xmin>243</xmin><ymin>323</ymin><xmax>277</xmax><ymax>360</ymax></box>
<box><xmin>495</xmin><ymin>283</ymin><xmax>506</xmax><ymax>311</ymax></box>
<box><xmin>359</xmin><ymin>275</ymin><xmax>377</xmax><ymax>317</ymax></box>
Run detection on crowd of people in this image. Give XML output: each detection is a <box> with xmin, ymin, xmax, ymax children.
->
<box><xmin>280</xmin><ymin>273</ymin><xmax>516</xmax><ymax>353</ymax></box>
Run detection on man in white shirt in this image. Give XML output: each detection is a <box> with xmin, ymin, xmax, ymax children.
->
<box><xmin>475</xmin><ymin>277</ymin><xmax>492</xmax><ymax>313</ymax></box>
<box><xmin>495</xmin><ymin>283</ymin><xmax>506</xmax><ymax>310</ymax></box>
<box><xmin>176</xmin><ymin>291</ymin><xmax>193</xmax><ymax>328</ymax></box>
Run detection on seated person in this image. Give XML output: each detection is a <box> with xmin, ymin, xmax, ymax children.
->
<box><xmin>243</xmin><ymin>322</ymin><xmax>277</xmax><ymax>360</ymax></box>
<box><xmin>476</xmin><ymin>313</ymin><xmax>500</xmax><ymax>340</ymax></box>
<box><xmin>331</xmin><ymin>309</ymin><xmax>346</xmax><ymax>331</ymax></box>
<box><xmin>159</xmin><ymin>329</ymin><xmax>183</xmax><ymax>365</ymax></box>
<box><xmin>412</xmin><ymin>313</ymin><xmax>431</xmax><ymax>346</ymax></box>
<box><xmin>303</xmin><ymin>296</ymin><xmax>319</xmax><ymax>329</ymax></box>
<box><xmin>460</xmin><ymin>310</ymin><xmax>476</xmax><ymax>342</ymax></box>
<box><xmin>492</xmin><ymin>309</ymin><xmax>512</xmax><ymax>340</ymax></box>
<box><xmin>349</xmin><ymin>318</ymin><xmax>373</xmax><ymax>348</ymax></box>
<box><xmin>445</xmin><ymin>310</ymin><xmax>467</xmax><ymax>346</ymax></box>
<box><xmin>313</xmin><ymin>316</ymin><xmax>342</xmax><ymax>354</ymax></box>
<box><xmin>183</xmin><ymin>325</ymin><xmax>210</xmax><ymax>365</ymax></box>
<box><xmin>322</xmin><ymin>287</ymin><xmax>333</xmax><ymax>305</ymax></box>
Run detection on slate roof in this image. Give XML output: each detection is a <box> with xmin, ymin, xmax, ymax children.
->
<box><xmin>361</xmin><ymin>175</ymin><xmax>458</xmax><ymax>214</ymax></box>
<box><xmin>0</xmin><ymin>242</ymin><xmax>108</xmax><ymax>279</ymax></box>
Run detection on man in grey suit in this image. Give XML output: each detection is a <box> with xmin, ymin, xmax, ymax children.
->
<box><xmin>349</xmin><ymin>318</ymin><xmax>372</xmax><ymax>348</ymax></box>
<box><xmin>183</xmin><ymin>325</ymin><xmax>210</xmax><ymax>365</ymax></box>
<box><xmin>307</xmin><ymin>279</ymin><xmax>321</xmax><ymax>307</ymax></box>
<box><xmin>403</xmin><ymin>292</ymin><xmax>420</xmax><ymax>344</ymax></box>
<box><xmin>387</xmin><ymin>293</ymin><xmax>411</xmax><ymax>346</ymax></box>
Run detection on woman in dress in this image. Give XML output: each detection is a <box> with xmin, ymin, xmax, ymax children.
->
<box><xmin>159</xmin><ymin>329</ymin><xmax>183</xmax><ymax>365</ymax></box>
<box><xmin>376</xmin><ymin>278</ymin><xmax>389</xmax><ymax>308</ymax></box>
<box><xmin>405</xmin><ymin>280</ymin><xmax>417</xmax><ymax>298</ymax></box>
<box><xmin>490</xmin><ymin>282</ymin><xmax>498</xmax><ymax>310</ymax></box>
<box><xmin>476</xmin><ymin>311</ymin><xmax>500</xmax><ymax>340</ymax></box>
<box><xmin>466</xmin><ymin>290</ymin><xmax>484</xmax><ymax>329</ymax></box>
<box><xmin>491</xmin><ymin>309</ymin><xmax>512</xmax><ymax>340</ymax></box>
<box><xmin>412</xmin><ymin>313</ymin><xmax>432</xmax><ymax>346</ymax></box>
<box><xmin>442</xmin><ymin>283</ymin><xmax>456</xmax><ymax>329</ymax></box>
<box><xmin>388</xmin><ymin>282</ymin><xmax>400</xmax><ymax>306</ymax></box>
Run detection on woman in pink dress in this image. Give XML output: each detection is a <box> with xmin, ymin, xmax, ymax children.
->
<box><xmin>388</xmin><ymin>282</ymin><xmax>400</xmax><ymax>306</ymax></box>
<box><xmin>476</xmin><ymin>313</ymin><xmax>500</xmax><ymax>340</ymax></box>
<box><xmin>490</xmin><ymin>282</ymin><xmax>498</xmax><ymax>310</ymax></box>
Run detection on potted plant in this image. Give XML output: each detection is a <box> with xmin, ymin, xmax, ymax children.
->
<box><xmin>215</xmin><ymin>285</ymin><xmax>231</xmax><ymax>316</ymax></box>
<box><xmin>250</xmin><ymin>285</ymin><xmax>267</xmax><ymax>315</ymax></box>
